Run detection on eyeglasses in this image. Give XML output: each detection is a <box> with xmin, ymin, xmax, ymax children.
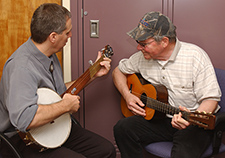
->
<box><xmin>136</xmin><ymin>40</ymin><xmax>155</xmax><ymax>48</ymax></box>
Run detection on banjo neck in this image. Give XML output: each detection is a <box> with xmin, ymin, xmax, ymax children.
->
<box><xmin>61</xmin><ymin>45</ymin><xmax>113</xmax><ymax>97</ymax></box>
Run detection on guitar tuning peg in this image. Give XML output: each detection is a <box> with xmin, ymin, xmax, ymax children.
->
<box><xmin>89</xmin><ymin>60</ymin><xmax>94</xmax><ymax>66</ymax></box>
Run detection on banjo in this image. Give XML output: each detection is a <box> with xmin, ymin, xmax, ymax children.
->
<box><xmin>18</xmin><ymin>45</ymin><xmax>113</xmax><ymax>152</ymax></box>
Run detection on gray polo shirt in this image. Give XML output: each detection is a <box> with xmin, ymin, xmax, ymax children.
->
<box><xmin>0</xmin><ymin>37</ymin><xmax>66</xmax><ymax>134</ymax></box>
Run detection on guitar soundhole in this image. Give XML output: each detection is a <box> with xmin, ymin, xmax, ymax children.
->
<box><xmin>140</xmin><ymin>93</ymin><xmax>147</xmax><ymax>108</ymax></box>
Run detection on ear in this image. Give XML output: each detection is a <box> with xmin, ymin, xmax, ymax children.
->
<box><xmin>161</xmin><ymin>37</ymin><xmax>169</xmax><ymax>48</ymax></box>
<box><xmin>49</xmin><ymin>32</ymin><xmax>57</xmax><ymax>43</ymax></box>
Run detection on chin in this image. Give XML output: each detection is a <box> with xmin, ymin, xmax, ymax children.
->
<box><xmin>57</xmin><ymin>48</ymin><xmax>63</xmax><ymax>53</ymax></box>
<box><xmin>144</xmin><ymin>55</ymin><xmax>152</xmax><ymax>60</ymax></box>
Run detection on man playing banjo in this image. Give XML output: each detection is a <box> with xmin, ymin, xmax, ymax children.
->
<box><xmin>0</xmin><ymin>3</ymin><xmax>116</xmax><ymax>158</ymax></box>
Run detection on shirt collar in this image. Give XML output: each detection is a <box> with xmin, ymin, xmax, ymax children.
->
<box><xmin>27</xmin><ymin>37</ymin><xmax>53</xmax><ymax>72</ymax></box>
<box><xmin>168</xmin><ymin>38</ymin><xmax>181</xmax><ymax>62</ymax></box>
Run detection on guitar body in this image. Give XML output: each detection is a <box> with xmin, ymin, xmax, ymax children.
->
<box><xmin>121</xmin><ymin>74</ymin><xmax>168</xmax><ymax>120</ymax></box>
<box><xmin>19</xmin><ymin>88</ymin><xmax>71</xmax><ymax>150</ymax></box>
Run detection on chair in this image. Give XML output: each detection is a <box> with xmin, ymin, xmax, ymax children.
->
<box><xmin>0</xmin><ymin>132</ymin><xmax>23</xmax><ymax>158</ymax></box>
<box><xmin>144</xmin><ymin>68</ymin><xmax>225</xmax><ymax>158</ymax></box>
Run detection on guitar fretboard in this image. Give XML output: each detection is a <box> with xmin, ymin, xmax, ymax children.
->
<box><xmin>144</xmin><ymin>96</ymin><xmax>189</xmax><ymax>120</ymax></box>
<box><xmin>60</xmin><ymin>45</ymin><xmax>113</xmax><ymax>97</ymax></box>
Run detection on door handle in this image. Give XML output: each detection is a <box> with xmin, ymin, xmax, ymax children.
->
<box><xmin>90</xmin><ymin>20</ymin><xmax>99</xmax><ymax>38</ymax></box>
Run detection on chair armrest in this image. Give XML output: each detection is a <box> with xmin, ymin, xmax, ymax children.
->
<box><xmin>212</xmin><ymin>112</ymin><xmax>225</xmax><ymax>155</ymax></box>
<box><xmin>70</xmin><ymin>114</ymin><xmax>82</xmax><ymax>127</ymax></box>
<box><xmin>215</xmin><ymin>112</ymin><xmax>225</xmax><ymax>127</ymax></box>
<box><xmin>0</xmin><ymin>132</ymin><xmax>23</xmax><ymax>158</ymax></box>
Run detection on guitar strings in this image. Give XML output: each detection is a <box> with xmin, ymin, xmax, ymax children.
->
<box><xmin>127</xmin><ymin>90</ymin><xmax>181</xmax><ymax>115</ymax></box>
<box><xmin>66</xmin><ymin>48</ymin><xmax>108</xmax><ymax>95</ymax></box>
<box><xmin>122</xmin><ymin>87</ymin><xmax>213</xmax><ymax>129</ymax></box>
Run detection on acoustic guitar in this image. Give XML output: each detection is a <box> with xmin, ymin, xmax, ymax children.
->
<box><xmin>120</xmin><ymin>73</ymin><xmax>216</xmax><ymax>130</ymax></box>
<box><xmin>19</xmin><ymin>45</ymin><xmax>113</xmax><ymax>152</ymax></box>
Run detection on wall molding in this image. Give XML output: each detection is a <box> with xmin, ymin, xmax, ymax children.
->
<box><xmin>62</xmin><ymin>0</ymin><xmax>72</xmax><ymax>83</ymax></box>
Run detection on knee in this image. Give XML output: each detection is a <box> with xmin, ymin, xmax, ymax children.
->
<box><xmin>113</xmin><ymin>118</ymin><xmax>132</xmax><ymax>139</ymax></box>
<box><xmin>101</xmin><ymin>140</ymin><xmax>116</xmax><ymax>158</ymax></box>
<box><xmin>113</xmin><ymin>119</ymin><xmax>125</xmax><ymax>136</ymax></box>
<box><xmin>114</xmin><ymin>117</ymin><xmax>133</xmax><ymax>131</ymax></box>
<box><xmin>108</xmin><ymin>142</ymin><xmax>116</xmax><ymax>158</ymax></box>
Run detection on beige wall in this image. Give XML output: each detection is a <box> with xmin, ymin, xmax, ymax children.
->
<box><xmin>62</xmin><ymin>0</ymin><xmax>71</xmax><ymax>83</ymax></box>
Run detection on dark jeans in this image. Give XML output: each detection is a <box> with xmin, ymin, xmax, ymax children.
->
<box><xmin>0</xmin><ymin>122</ymin><xmax>116</xmax><ymax>158</ymax></box>
<box><xmin>114</xmin><ymin>116</ymin><xmax>213</xmax><ymax>158</ymax></box>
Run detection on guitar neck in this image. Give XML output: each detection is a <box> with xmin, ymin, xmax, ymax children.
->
<box><xmin>146</xmin><ymin>97</ymin><xmax>189</xmax><ymax>117</ymax></box>
<box><xmin>61</xmin><ymin>55</ymin><xmax>104</xmax><ymax>97</ymax></box>
<box><xmin>146</xmin><ymin>95</ymin><xmax>216</xmax><ymax>129</ymax></box>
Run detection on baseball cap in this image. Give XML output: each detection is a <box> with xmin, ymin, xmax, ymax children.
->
<box><xmin>127</xmin><ymin>12</ymin><xmax>176</xmax><ymax>41</ymax></box>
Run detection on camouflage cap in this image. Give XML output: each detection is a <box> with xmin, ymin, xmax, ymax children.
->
<box><xmin>127</xmin><ymin>12</ymin><xmax>176</xmax><ymax>41</ymax></box>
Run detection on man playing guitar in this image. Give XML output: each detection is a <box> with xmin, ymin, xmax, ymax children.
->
<box><xmin>112</xmin><ymin>11</ymin><xmax>221</xmax><ymax>158</ymax></box>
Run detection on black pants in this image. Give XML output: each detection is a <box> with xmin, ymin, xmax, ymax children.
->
<box><xmin>0</xmin><ymin>122</ymin><xmax>116</xmax><ymax>158</ymax></box>
<box><xmin>114</xmin><ymin>116</ymin><xmax>213</xmax><ymax>158</ymax></box>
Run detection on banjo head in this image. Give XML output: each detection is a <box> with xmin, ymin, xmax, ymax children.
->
<box><xmin>29</xmin><ymin>88</ymin><xmax>72</xmax><ymax>149</ymax></box>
